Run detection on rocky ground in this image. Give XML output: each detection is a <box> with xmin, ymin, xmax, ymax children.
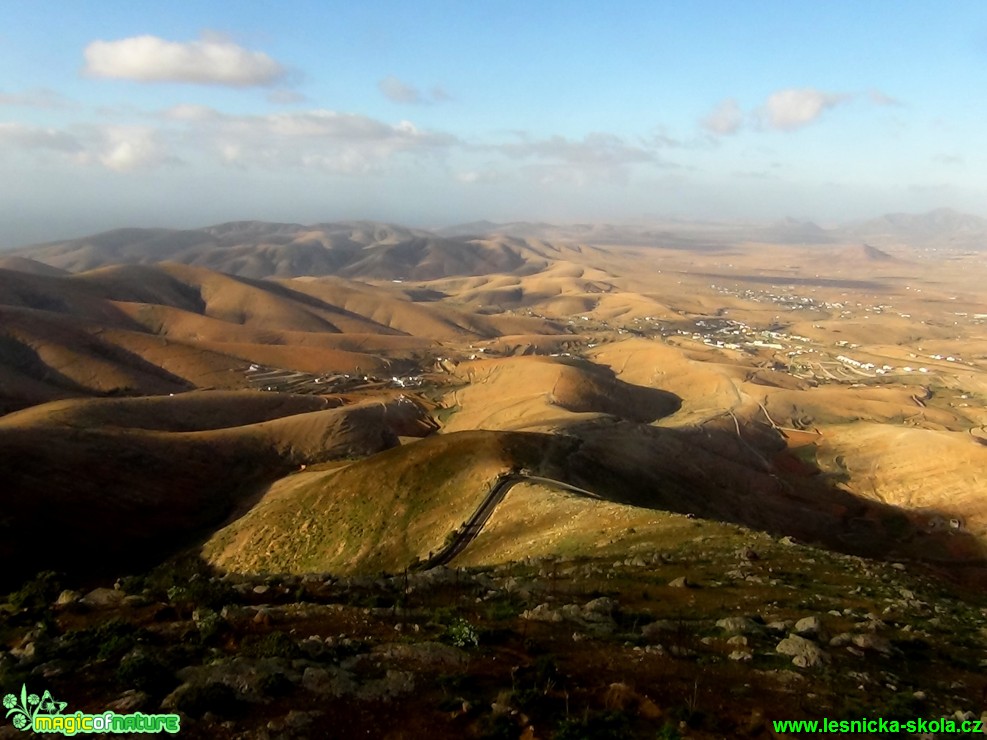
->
<box><xmin>2</xmin><ymin>523</ymin><xmax>987</xmax><ymax>739</ymax></box>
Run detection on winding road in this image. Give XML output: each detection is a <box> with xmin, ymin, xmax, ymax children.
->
<box><xmin>415</xmin><ymin>472</ymin><xmax>603</xmax><ymax>569</ymax></box>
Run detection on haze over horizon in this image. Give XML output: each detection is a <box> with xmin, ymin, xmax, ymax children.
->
<box><xmin>2</xmin><ymin>1</ymin><xmax>986</xmax><ymax>246</ymax></box>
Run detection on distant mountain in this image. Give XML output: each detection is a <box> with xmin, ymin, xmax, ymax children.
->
<box><xmin>843</xmin><ymin>208</ymin><xmax>987</xmax><ymax>246</ymax></box>
<box><xmin>857</xmin><ymin>243</ymin><xmax>895</xmax><ymax>261</ymax></box>
<box><xmin>0</xmin><ymin>262</ymin><xmax>562</xmax><ymax>414</ymax></box>
<box><xmin>0</xmin><ymin>256</ymin><xmax>69</xmax><ymax>276</ymax></box>
<box><xmin>758</xmin><ymin>217</ymin><xmax>834</xmax><ymax>244</ymax></box>
<box><xmin>10</xmin><ymin>221</ymin><xmax>540</xmax><ymax>280</ymax></box>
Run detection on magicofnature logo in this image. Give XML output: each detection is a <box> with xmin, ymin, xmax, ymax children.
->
<box><xmin>4</xmin><ymin>684</ymin><xmax>180</xmax><ymax>735</ymax></box>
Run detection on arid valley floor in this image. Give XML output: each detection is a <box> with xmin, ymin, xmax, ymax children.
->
<box><xmin>2</xmin><ymin>214</ymin><xmax>987</xmax><ymax>738</ymax></box>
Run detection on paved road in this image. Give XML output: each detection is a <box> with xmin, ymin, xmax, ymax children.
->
<box><xmin>415</xmin><ymin>472</ymin><xmax>603</xmax><ymax>569</ymax></box>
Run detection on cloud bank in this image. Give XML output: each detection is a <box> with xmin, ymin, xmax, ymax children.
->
<box><xmin>83</xmin><ymin>34</ymin><xmax>286</xmax><ymax>87</ymax></box>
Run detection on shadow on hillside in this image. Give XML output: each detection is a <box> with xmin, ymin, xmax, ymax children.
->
<box><xmin>513</xmin><ymin>418</ymin><xmax>987</xmax><ymax>573</ymax></box>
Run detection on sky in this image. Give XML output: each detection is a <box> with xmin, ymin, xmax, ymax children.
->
<box><xmin>1</xmin><ymin>0</ymin><xmax>986</xmax><ymax>246</ymax></box>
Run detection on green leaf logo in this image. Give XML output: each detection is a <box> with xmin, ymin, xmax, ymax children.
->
<box><xmin>4</xmin><ymin>684</ymin><xmax>66</xmax><ymax>732</ymax></box>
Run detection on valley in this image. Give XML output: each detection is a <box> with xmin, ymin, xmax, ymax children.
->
<box><xmin>1</xmin><ymin>215</ymin><xmax>987</xmax><ymax>737</ymax></box>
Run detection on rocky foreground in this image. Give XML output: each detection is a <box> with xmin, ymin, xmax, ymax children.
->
<box><xmin>2</xmin><ymin>522</ymin><xmax>987</xmax><ymax>739</ymax></box>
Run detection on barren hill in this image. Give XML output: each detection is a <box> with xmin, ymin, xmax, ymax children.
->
<box><xmin>12</xmin><ymin>221</ymin><xmax>553</xmax><ymax>280</ymax></box>
<box><xmin>0</xmin><ymin>261</ymin><xmax>570</xmax><ymax>413</ymax></box>
<box><xmin>0</xmin><ymin>391</ymin><xmax>436</xmax><ymax>583</ymax></box>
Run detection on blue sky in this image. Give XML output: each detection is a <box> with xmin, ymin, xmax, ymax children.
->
<box><xmin>1</xmin><ymin>1</ymin><xmax>985</xmax><ymax>245</ymax></box>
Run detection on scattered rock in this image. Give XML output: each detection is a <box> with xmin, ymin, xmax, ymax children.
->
<box><xmin>372</xmin><ymin>642</ymin><xmax>469</xmax><ymax>669</ymax></box>
<box><xmin>851</xmin><ymin>633</ymin><xmax>892</xmax><ymax>655</ymax></box>
<box><xmin>829</xmin><ymin>633</ymin><xmax>853</xmax><ymax>647</ymax></box>
<box><xmin>794</xmin><ymin>616</ymin><xmax>822</xmax><ymax>637</ymax></box>
<box><xmin>358</xmin><ymin>670</ymin><xmax>415</xmax><ymax>700</ymax></box>
<box><xmin>716</xmin><ymin>616</ymin><xmax>758</xmax><ymax>635</ymax></box>
<box><xmin>776</xmin><ymin>634</ymin><xmax>827</xmax><ymax>668</ymax></box>
<box><xmin>10</xmin><ymin>641</ymin><xmax>36</xmax><ymax>663</ymax></box>
<box><xmin>520</xmin><ymin>604</ymin><xmax>562</xmax><ymax>622</ymax></box>
<box><xmin>668</xmin><ymin>577</ymin><xmax>691</xmax><ymax>588</ymax></box>
<box><xmin>54</xmin><ymin>590</ymin><xmax>80</xmax><ymax>607</ymax></box>
<box><xmin>641</xmin><ymin>620</ymin><xmax>678</xmax><ymax>639</ymax></box>
<box><xmin>301</xmin><ymin>666</ymin><xmax>357</xmax><ymax>698</ymax></box>
<box><xmin>80</xmin><ymin>588</ymin><xmax>126</xmax><ymax>608</ymax></box>
<box><xmin>583</xmin><ymin>597</ymin><xmax>618</xmax><ymax>616</ymax></box>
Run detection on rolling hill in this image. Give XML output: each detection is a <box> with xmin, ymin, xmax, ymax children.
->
<box><xmin>10</xmin><ymin>221</ymin><xmax>550</xmax><ymax>280</ymax></box>
<box><xmin>0</xmin><ymin>391</ymin><xmax>437</xmax><ymax>584</ymax></box>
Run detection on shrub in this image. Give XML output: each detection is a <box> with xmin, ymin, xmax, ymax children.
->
<box><xmin>239</xmin><ymin>631</ymin><xmax>301</xmax><ymax>660</ymax></box>
<box><xmin>443</xmin><ymin>618</ymin><xmax>479</xmax><ymax>649</ymax></box>
<box><xmin>115</xmin><ymin>650</ymin><xmax>176</xmax><ymax>695</ymax></box>
<box><xmin>55</xmin><ymin>619</ymin><xmax>145</xmax><ymax>661</ymax></box>
<box><xmin>171</xmin><ymin>681</ymin><xmax>240</xmax><ymax>718</ymax></box>
<box><xmin>6</xmin><ymin>571</ymin><xmax>63</xmax><ymax>614</ymax></box>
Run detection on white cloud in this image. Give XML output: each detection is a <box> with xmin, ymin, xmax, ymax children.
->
<box><xmin>493</xmin><ymin>132</ymin><xmax>667</xmax><ymax>186</ymax></box>
<box><xmin>758</xmin><ymin>88</ymin><xmax>849</xmax><ymax>130</ymax></box>
<box><xmin>378</xmin><ymin>76</ymin><xmax>422</xmax><ymax>104</ymax></box>
<box><xmin>96</xmin><ymin>126</ymin><xmax>173</xmax><ymax>172</ymax></box>
<box><xmin>0</xmin><ymin>122</ymin><xmax>82</xmax><ymax>152</ymax></box>
<box><xmin>0</xmin><ymin>121</ymin><xmax>175</xmax><ymax>172</ymax></box>
<box><xmin>378</xmin><ymin>76</ymin><xmax>453</xmax><ymax>105</ymax></box>
<box><xmin>2</xmin><ymin>104</ymin><xmax>458</xmax><ymax>176</ymax></box>
<box><xmin>498</xmin><ymin>132</ymin><xmax>656</xmax><ymax>167</ymax></box>
<box><xmin>167</xmin><ymin>108</ymin><xmax>458</xmax><ymax>174</ymax></box>
<box><xmin>83</xmin><ymin>33</ymin><xmax>286</xmax><ymax>87</ymax></box>
<box><xmin>702</xmin><ymin>98</ymin><xmax>743</xmax><ymax>136</ymax></box>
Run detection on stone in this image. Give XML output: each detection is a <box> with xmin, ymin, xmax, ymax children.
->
<box><xmin>640</xmin><ymin>620</ymin><xmax>678</xmax><ymax>639</ymax></box>
<box><xmin>372</xmin><ymin>642</ymin><xmax>468</xmax><ymax>669</ymax></box>
<box><xmin>301</xmin><ymin>666</ymin><xmax>357</xmax><ymax>697</ymax></box>
<box><xmin>80</xmin><ymin>588</ymin><xmax>126</xmax><ymax>608</ymax></box>
<box><xmin>583</xmin><ymin>597</ymin><xmax>618</xmax><ymax>616</ymax></box>
<box><xmin>357</xmin><ymin>670</ymin><xmax>415</xmax><ymax>700</ymax></box>
<box><xmin>54</xmin><ymin>590</ymin><xmax>80</xmax><ymax>607</ymax></box>
<box><xmin>716</xmin><ymin>616</ymin><xmax>758</xmax><ymax>635</ymax></box>
<box><xmin>794</xmin><ymin>616</ymin><xmax>822</xmax><ymax>636</ymax></box>
<box><xmin>851</xmin><ymin>633</ymin><xmax>892</xmax><ymax>655</ymax></box>
<box><xmin>776</xmin><ymin>634</ymin><xmax>827</xmax><ymax>668</ymax></box>
<box><xmin>667</xmin><ymin>577</ymin><xmax>691</xmax><ymax>588</ymax></box>
<box><xmin>520</xmin><ymin>604</ymin><xmax>562</xmax><ymax>622</ymax></box>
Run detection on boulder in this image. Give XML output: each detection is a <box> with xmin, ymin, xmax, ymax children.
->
<box><xmin>776</xmin><ymin>634</ymin><xmax>827</xmax><ymax>668</ymax></box>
